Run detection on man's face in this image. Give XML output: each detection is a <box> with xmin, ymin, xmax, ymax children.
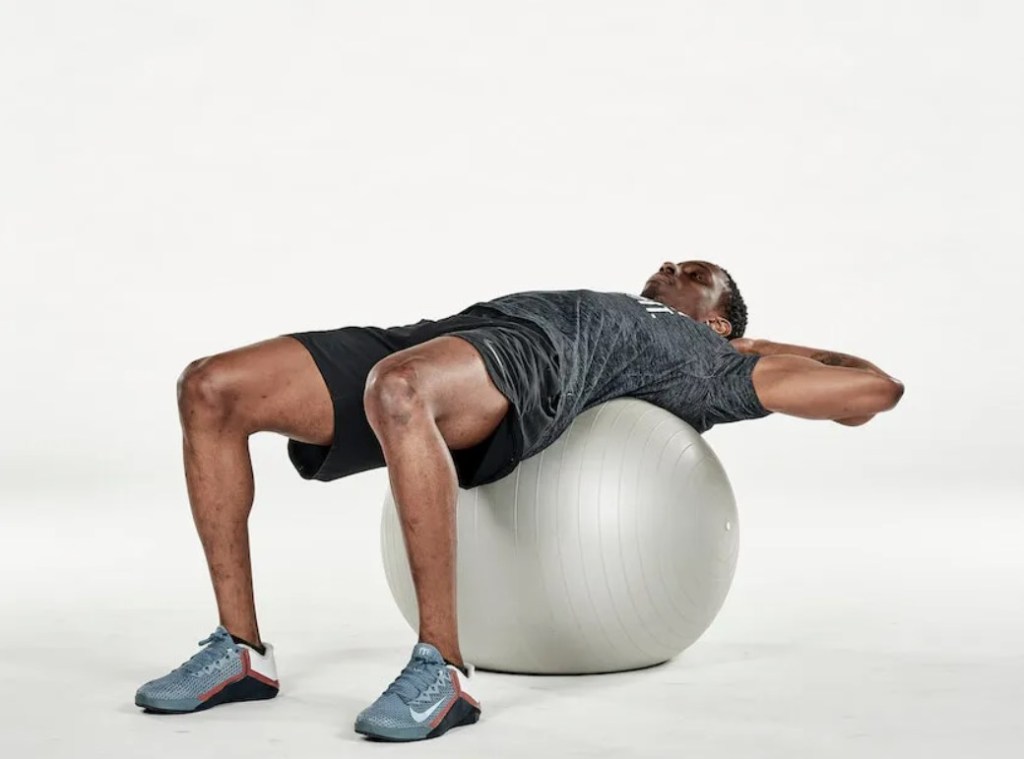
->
<box><xmin>641</xmin><ymin>260</ymin><xmax>730</xmax><ymax>323</ymax></box>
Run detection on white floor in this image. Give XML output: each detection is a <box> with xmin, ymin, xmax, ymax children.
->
<box><xmin>2</xmin><ymin>463</ymin><xmax>1021</xmax><ymax>758</ymax></box>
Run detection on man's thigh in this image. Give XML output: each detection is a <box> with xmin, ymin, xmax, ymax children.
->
<box><xmin>184</xmin><ymin>335</ymin><xmax>334</xmax><ymax>445</ymax></box>
<box><xmin>367</xmin><ymin>335</ymin><xmax>511</xmax><ymax>451</ymax></box>
<box><xmin>285</xmin><ymin>317</ymin><xmax>526</xmax><ymax>488</ymax></box>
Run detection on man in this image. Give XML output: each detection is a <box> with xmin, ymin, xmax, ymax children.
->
<box><xmin>135</xmin><ymin>260</ymin><xmax>904</xmax><ymax>741</ymax></box>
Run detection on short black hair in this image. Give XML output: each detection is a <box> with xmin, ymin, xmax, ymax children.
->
<box><xmin>717</xmin><ymin>267</ymin><xmax>748</xmax><ymax>339</ymax></box>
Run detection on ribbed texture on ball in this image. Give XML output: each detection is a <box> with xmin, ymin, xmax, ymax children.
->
<box><xmin>380</xmin><ymin>398</ymin><xmax>739</xmax><ymax>674</ymax></box>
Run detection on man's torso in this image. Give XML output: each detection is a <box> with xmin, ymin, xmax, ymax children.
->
<box><xmin>458</xmin><ymin>290</ymin><xmax>770</xmax><ymax>454</ymax></box>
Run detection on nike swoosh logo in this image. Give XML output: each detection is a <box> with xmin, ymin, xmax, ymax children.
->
<box><xmin>409</xmin><ymin>698</ymin><xmax>446</xmax><ymax>724</ymax></box>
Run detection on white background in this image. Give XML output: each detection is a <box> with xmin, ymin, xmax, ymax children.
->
<box><xmin>1</xmin><ymin>2</ymin><xmax>1021</xmax><ymax>757</ymax></box>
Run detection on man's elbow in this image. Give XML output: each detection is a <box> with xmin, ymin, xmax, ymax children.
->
<box><xmin>884</xmin><ymin>378</ymin><xmax>905</xmax><ymax>410</ymax></box>
<box><xmin>866</xmin><ymin>376</ymin><xmax>905</xmax><ymax>417</ymax></box>
<box><xmin>835</xmin><ymin>379</ymin><xmax>904</xmax><ymax>426</ymax></box>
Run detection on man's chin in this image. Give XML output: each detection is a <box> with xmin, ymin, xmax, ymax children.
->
<box><xmin>640</xmin><ymin>282</ymin><xmax>660</xmax><ymax>299</ymax></box>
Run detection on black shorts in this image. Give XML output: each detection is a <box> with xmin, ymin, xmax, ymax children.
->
<box><xmin>284</xmin><ymin>312</ymin><xmax>561</xmax><ymax>489</ymax></box>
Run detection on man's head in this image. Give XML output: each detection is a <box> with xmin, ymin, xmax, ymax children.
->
<box><xmin>640</xmin><ymin>260</ymin><xmax>748</xmax><ymax>339</ymax></box>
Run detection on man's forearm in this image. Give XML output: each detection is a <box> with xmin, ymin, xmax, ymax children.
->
<box><xmin>753</xmin><ymin>340</ymin><xmax>894</xmax><ymax>380</ymax></box>
<box><xmin>751</xmin><ymin>340</ymin><xmax>901</xmax><ymax>426</ymax></box>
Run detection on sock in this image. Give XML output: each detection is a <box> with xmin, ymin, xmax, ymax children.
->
<box><xmin>230</xmin><ymin>633</ymin><xmax>266</xmax><ymax>656</ymax></box>
<box><xmin>445</xmin><ymin>658</ymin><xmax>474</xmax><ymax>679</ymax></box>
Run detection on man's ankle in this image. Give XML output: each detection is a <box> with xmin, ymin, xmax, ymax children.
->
<box><xmin>228</xmin><ymin>632</ymin><xmax>266</xmax><ymax>656</ymax></box>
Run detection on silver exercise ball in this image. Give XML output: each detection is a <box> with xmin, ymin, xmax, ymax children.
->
<box><xmin>380</xmin><ymin>398</ymin><xmax>740</xmax><ymax>675</ymax></box>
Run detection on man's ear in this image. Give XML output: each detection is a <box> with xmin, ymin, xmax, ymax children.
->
<box><xmin>704</xmin><ymin>315</ymin><xmax>733</xmax><ymax>338</ymax></box>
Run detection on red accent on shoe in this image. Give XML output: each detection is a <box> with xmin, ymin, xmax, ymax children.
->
<box><xmin>196</xmin><ymin>648</ymin><xmax>280</xmax><ymax>701</ymax></box>
<box><xmin>429</xmin><ymin>691</ymin><xmax>460</xmax><ymax>730</ymax></box>
<box><xmin>243</xmin><ymin>648</ymin><xmax>281</xmax><ymax>688</ymax></box>
<box><xmin>197</xmin><ymin>670</ymin><xmax>246</xmax><ymax>702</ymax></box>
<box><xmin>450</xmin><ymin>669</ymin><xmax>481</xmax><ymax>709</ymax></box>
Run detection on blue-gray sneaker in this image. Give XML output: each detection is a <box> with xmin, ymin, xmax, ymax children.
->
<box><xmin>135</xmin><ymin>626</ymin><xmax>279</xmax><ymax>713</ymax></box>
<box><xmin>355</xmin><ymin>643</ymin><xmax>480</xmax><ymax>741</ymax></box>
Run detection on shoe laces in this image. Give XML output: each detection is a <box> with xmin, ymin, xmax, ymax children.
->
<box><xmin>382</xmin><ymin>656</ymin><xmax>441</xmax><ymax>703</ymax></box>
<box><xmin>177</xmin><ymin>628</ymin><xmax>237</xmax><ymax>676</ymax></box>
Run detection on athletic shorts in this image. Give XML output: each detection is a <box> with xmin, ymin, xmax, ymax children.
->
<box><xmin>284</xmin><ymin>313</ymin><xmax>562</xmax><ymax>489</ymax></box>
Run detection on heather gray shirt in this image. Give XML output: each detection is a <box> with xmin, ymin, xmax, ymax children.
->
<box><xmin>461</xmin><ymin>289</ymin><xmax>772</xmax><ymax>458</ymax></box>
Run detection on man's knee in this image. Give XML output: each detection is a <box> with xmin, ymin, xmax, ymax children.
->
<box><xmin>364</xmin><ymin>357</ymin><xmax>430</xmax><ymax>430</ymax></box>
<box><xmin>177</xmin><ymin>356</ymin><xmax>240</xmax><ymax>424</ymax></box>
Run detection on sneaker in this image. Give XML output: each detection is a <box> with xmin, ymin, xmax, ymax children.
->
<box><xmin>135</xmin><ymin>626</ymin><xmax>279</xmax><ymax>714</ymax></box>
<box><xmin>355</xmin><ymin>643</ymin><xmax>481</xmax><ymax>742</ymax></box>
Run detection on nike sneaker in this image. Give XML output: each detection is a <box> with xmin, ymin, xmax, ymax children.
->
<box><xmin>135</xmin><ymin>626</ymin><xmax>279</xmax><ymax>713</ymax></box>
<box><xmin>355</xmin><ymin>642</ymin><xmax>480</xmax><ymax>741</ymax></box>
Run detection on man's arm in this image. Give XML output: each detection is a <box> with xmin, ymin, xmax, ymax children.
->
<box><xmin>732</xmin><ymin>339</ymin><xmax>904</xmax><ymax>426</ymax></box>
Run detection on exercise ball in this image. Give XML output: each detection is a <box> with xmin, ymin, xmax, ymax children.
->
<box><xmin>380</xmin><ymin>398</ymin><xmax>739</xmax><ymax>674</ymax></box>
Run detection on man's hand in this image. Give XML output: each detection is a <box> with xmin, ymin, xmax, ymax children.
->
<box><xmin>733</xmin><ymin>338</ymin><xmax>903</xmax><ymax>426</ymax></box>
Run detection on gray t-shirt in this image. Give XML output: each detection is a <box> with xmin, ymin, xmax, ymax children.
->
<box><xmin>460</xmin><ymin>289</ymin><xmax>772</xmax><ymax>458</ymax></box>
